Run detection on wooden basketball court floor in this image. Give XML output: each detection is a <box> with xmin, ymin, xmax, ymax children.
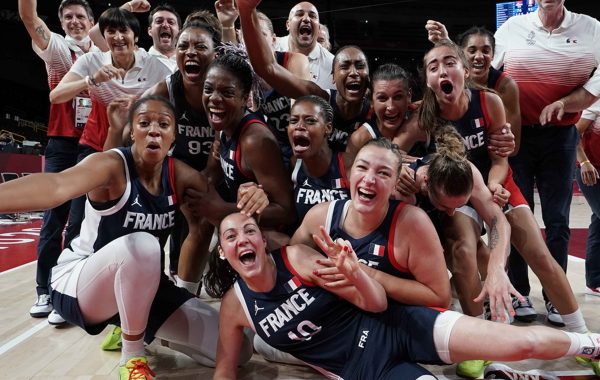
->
<box><xmin>1</xmin><ymin>193</ymin><xmax>599</xmax><ymax>379</ymax></box>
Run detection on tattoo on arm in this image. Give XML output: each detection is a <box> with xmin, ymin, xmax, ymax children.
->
<box><xmin>35</xmin><ymin>25</ymin><xmax>50</xmax><ymax>43</ymax></box>
<box><xmin>489</xmin><ymin>216</ymin><xmax>499</xmax><ymax>250</ymax></box>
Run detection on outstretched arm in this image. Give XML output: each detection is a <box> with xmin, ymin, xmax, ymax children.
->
<box><xmin>468</xmin><ymin>162</ymin><xmax>519</xmax><ymax>321</ymax></box>
<box><xmin>237</xmin><ymin>0</ymin><xmax>328</xmax><ymax>99</ymax></box>
<box><xmin>18</xmin><ymin>0</ymin><xmax>52</xmax><ymax>50</ymax></box>
<box><xmin>540</xmin><ymin>87</ymin><xmax>600</xmax><ymax>125</ymax></box>
<box><xmin>213</xmin><ymin>289</ymin><xmax>250</xmax><ymax>380</ymax></box>
<box><xmin>0</xmin><ymin>151</ymin><xmax>119</xmax><ymax>213</ymax></box>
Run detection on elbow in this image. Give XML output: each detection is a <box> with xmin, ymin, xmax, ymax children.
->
<box><xmin>49</xmin><ymin>91</ymin><xmax>67</xmax><ymax>104</ymax></box>
<box><xmin>366</xmin><ymin>297</ymin><xmax>388</xmax><ymax>313</ymax></box>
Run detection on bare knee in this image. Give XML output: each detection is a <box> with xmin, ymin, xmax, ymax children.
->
<box><xmin>450</xmin><ymin>240</ymin><xmax>478</xmax><ymax>277</ymax></box>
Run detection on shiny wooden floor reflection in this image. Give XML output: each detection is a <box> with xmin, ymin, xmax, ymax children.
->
<box><xmin>0</xmin><ymin>193</ymin><xmax>598</xmax><ymax>379</ymax></box>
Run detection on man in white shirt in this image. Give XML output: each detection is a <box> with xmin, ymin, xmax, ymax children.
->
<box><xmin>146</xmin><ymin>3</ymin><xmax>180</xmax><ymax>72</ymax></box>
<box><xmin>274</xmin><ymin>2</ymin><xmax>334</xmax><ymax>90</ymax></box>
<box><xmin>18</xmin><ymin>0</ymin><xmax>97</xmax><ymax>325</ymax></box>
<box><xmin>493</xmin><ymin>0</ymin><xmax>600</xmax><ymax>326</ymax></box>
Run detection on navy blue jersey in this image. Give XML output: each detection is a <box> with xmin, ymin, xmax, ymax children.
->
<box><xmin>291</xmin><ymin>151</ymin><xmax>350</xmax><ymax>221</ymax></box>
<box><xmin>218</xmin><ymin>112</ymin><xmax>266</xmax><ymax>199</ymax></box>
<box><xmin>445</xmin><ymin>89</ymin><xmax>492</xmax><ymax>181</ymax></box>
<box><xmin>324</xmin><ymin>199</ymin><xmax>413</xmax><ymax>279</ymax></box>
<box><xmin>487</xmin><ymin>67</ymin><xmax>506</xmax><ymax>92</ymax></box>
<box><xmin>72</xmin><ymin>147</ymin><xmax>177</xmax><ymax>258</ymax></box>
<box><xmin>235</xmin><ymin>247</ymin><xmax>443</xmax><ymax>379</ymax></box>
<box><xmin>261</xmin><ymin>51</ymin><xmax>292</xmax><ymax>158</ymax></box>
<box><xmin>167</xmin><ymin>70</ymin><xmax>214</xmax><ymax>171</ymax></box>
<box><xmin>328</xmin><ymin>90</ymin><xmax>372</xmax><ymax>152</ymax></box>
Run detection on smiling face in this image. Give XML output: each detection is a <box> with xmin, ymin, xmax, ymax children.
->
<box><xmin>60</xmin><ymin>4</ymin><xmax>93</xmax><ymax>41</ymax></box>
<box><xmin>424</xmin><ymin>45</ymin><xmax>469</xmax><ymax>105</ymax></box>
<box><xmin>219</xmin><ymin>213</ymin><xmax>268</xmax><ymax>280</ymax></box>
<box><xmin>202</xmin><ymin>66</ymin><xmax>248</xmax><ymax>134</ymax></box>
<box><xmin>287</xmin><ymin>2</ymin><xmax>320</xmax><ymax>50</ymax></box>
<box><xmin>176</xmin><ymin>27</ymin><xmax>216</xmax><ymax>84</ymax></box>
<box><xmin>104</xmin><ymin>25</ymin><xmax>136</xmax><ymax>57</ymax></box>
<box><xmin>350</xmin><ymin>145</ymin><xmax>400</xmax><ymax>214</ymax></box>
<box><xmin>463</xmin><ymin>33</ymin><xmax>493</xmax><ymax>85</ymax></box>
<box><xmin>148</xmin><ymin>10</ymin><xmax>180</xmax><ymax>55</ymax></box>
<box><xmin>333</xmin><ymin>47</ymin><xmax>369</xmax><ymax>102</ymax></box>
<box><xmin>372</xmin><ymin>79</ymin><xmax>411</xmax><ymax>134</ymax></box>
<box><xmin>288</xmin><ymin>100</ymin><xmax>332</xmax><ymax>158</ymax></box>
<box><xmin>130</xmin><ymin>99</ymin><xmax>176</xmax><ymax>163</ymax></box>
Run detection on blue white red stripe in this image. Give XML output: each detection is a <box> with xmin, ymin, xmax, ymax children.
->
<box><xmin>284</xmin><ymin>277</ymin><xmax>301</xmax><ymax>293</ymax></box>
<box><xmin>369</xmin><ymin>243</ymin><xmax>385</xmax><ymax>257</ymax></box>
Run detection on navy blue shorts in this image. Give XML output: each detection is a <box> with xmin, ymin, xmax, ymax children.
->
<box><xmin>340</xmin><ymin>303</ymin><xmax>443</xmax><ymax>380</ymax></box>
<box><xmin>50</xmin><ymin>273</ymin><xmax>194</xmax><ymax>344</ymax></box>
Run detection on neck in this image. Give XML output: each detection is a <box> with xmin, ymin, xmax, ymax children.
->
<box><xmin>246</xmin><ymin>254</ymin><xmax>277</xmax><ymax>293</ymax></box>
<box><xmin>439</xmin><ymin>90</ymin><xmax>469</xmax><ymax>121</ymax></box>
<box><xmin>539</xmin><ymin>5</ymin><xmax>565</xmax><ymax>31</ymax></box>
<box><xmin>112</xmin><ymin>54</ymin><xmax>135</xmax><ymax>71</ymax></box>
<box><xmin>336</xmin><ymin>92</ymin><xmax>363</xmax><ymax>120</ymax></box>
<box><xmin>301</xmin><ymin>146</ymin><xmax>333</xmax><ymax>178</ymax></box>
<box><xmin>156</xmin><ymin>46</ymin><xmax>175</xmax><ymax>58</ymax></box>
<box><xmin>290</xmin><ymin>38</ymin><xmax>314</xmax><ymax>56</ymax></box>
<box><xmin>345</xmin><ymin>201</ymin><xmax>389</xmax><ymax>238</ymax></box>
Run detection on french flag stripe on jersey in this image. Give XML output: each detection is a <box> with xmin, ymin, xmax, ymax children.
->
<box><xmin>474</xmin><ymin>117</ymin><xmax>484</xmax><ymax>128</ymax></box>
<box><xmin>332</xmin><ymin>178</ymin><xmax>343</xmax><ymax>188</ymax></box>
<box><xmin>284</xmin><ymin>277</ymin><xmax>301</xmax><ymax>293</ymax></box>
<box><xmin>370</xmin><ymin>243</ymin><xmax>385</xmax><ymax>257</ymax></box>
<box><xmin>168</xmin><ymin>195</ymin><xmax>174</xmax><ymax>206</ymax></box>
<box><xmin>229</xmin><ymin>150</ymin><xmax>235</xmax><ymax>160</ymax></box>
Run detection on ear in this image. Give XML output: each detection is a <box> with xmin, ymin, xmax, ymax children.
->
<box><xmin>147</xmin><ymin>26</ymin><xmax>152</xmax><ymax>38</ymax></box>
<box><xmin>286</xmin><ymin>19</ymin><xmax>290</xmax><ymax>32</ymax></box>
<box><xmin>324</xmin><ymin>121</ymin><xmax>333</xmax><ymax>136</ymax></box>
<box><xmin>218</xmin><ymin>246</ymin><xmax>226</xmax><ymax>260</ymax></box>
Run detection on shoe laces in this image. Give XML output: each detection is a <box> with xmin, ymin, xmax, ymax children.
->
<box><xmin>126</xmin><ymin>359</ymin><xmax>155</xmax><ymax>380</ymax></box>
<box><xmin>513</xmin><ymin>296</ymin><xmax>532</xmax><ymax>308</ymax></box>
<box><xmin>37</xmin><ymin>294</ymin><xmax>50</xmax><ymax>305</ymax></box>
<box><xmin>545</xmin><ymin>301</ymin><xmax>559</xmax><ymax>314</ymax></box>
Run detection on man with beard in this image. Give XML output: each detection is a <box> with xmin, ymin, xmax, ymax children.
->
<box><xmin>275</xmin><ymin>2</ymin><xmax>334</xmax><ymax>90</ymax></box>
<box><xmin>147</xmin><ymin>4</ymin><xmax>181</xmax><ymax>71</ymax></box>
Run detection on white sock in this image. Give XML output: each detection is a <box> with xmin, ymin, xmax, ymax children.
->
<box><xmin>564</xmin><ymin>332</ymin><xmax>600</xmax><ymax>357</ymax></box>
<box><xmin>561</xmin><ymin>308</ymin><xmax>588</xmax><ymax>333</ymax></box>
<box><xmin>120</xmin><ymin>337</ymin><xmax>145</xmax><ymax>365</ymax></box>
<box><xmin>176</xmin><ymin>278</ymin><xmax>199</xmax><ymax>295</ymax></box>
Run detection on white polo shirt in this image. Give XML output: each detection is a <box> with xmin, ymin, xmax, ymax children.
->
<box><xmin>493</xmin><ymin>8</ymin><xmax>600</xmax><ymax>126</ymax></box>
<box><xmin>68</xmin><ymin>48</ymin><xmax>172</xmax><ymax>150</ymax></box>
<box><xmin>148</xmin><ymin>46</ymin><xmax>178</xmax><ymax>72</ymax></box>
<box><xmin>275</xmin><ymin>35</ymin><xmax>335</xmax><ymax>90</ymax></box>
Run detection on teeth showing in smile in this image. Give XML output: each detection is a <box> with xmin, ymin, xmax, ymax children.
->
<box><xmin>184</xmin><ymin>61</ymin><xmax>201</xmax><ymax>75</ymax></box>
<box><xmin>209</xmin><ymin>108</ymin><xmax>226</xmax><ymax>122</ymax></box>
<box><xmin>346</xmin><ymin>82</ymin><xmax>361</xmax><ymax>92</ymax></box>
<box><xmin>358</xmin><ymin>187</ymin><xmax>375</xmax><ymax>200</ymax></box>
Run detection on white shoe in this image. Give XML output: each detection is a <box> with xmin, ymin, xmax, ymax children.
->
<box><xmin>585</xmin><ymin>286</ymin><xmax>600</xmax><ymax>297</ymax></box>
<box><xmin>545</xmin><ymin>301</ymin><xmax>565</xmax><ymax>327</ymax></box>
<box><xmin>484</xmin><ymin>363</ymin><xmax>559</xmax><ymax>379</ymax></box>
<box><xmin>48</xmin><ymin>309</ymin><xmax>67</xmax><ymax>326</ymax></box>
<box><xmin>30</xmin><ymin>294</ymin><xmax>52</xmax><ymax>318</ymax></box>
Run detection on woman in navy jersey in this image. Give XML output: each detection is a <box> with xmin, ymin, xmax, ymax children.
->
<box><xmin>238</xmin><ymin>0</ymin><xmax>371</xmax><ymax>153</ymax></box>
<box><xmin>415</xmin><ymin>40</ymin><xmax>590</xmax><ymax>377</ymax></box>
<box><xmin>288</xmin><ymin>95</ymin><xmax>352</xmax><ymax>224</ymax></box>
<box><xmin>425</xmin><ymin>21</ymin><xmax>521</xmax><ymax>154</ymax></box>
<box><xmin>138</xmin><ymin>20</ymin><xmax>221</xmax><ymax>292</ymax></box>
<box><xmin>0</xmin><ymin>96</ymin><xmax>265</xmax><ymax>379</ymax></box>
<box><xmin>207</xmin><ymin>212</ymin><xmax>600</xmax><ymax>380</ymax></box>
<box><xmin>186</xmin><ymin>53</ymin><xmax>295</xmax><ymax>232</ymax></box>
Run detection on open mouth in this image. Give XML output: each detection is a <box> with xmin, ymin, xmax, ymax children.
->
<box><xmin>239</xmin><ymin>250</ymin><xmax>256</xmax><ymax>265</ymax></box>
<box><xmin>299</xmin><ymin>24</ymin><xmax>312</xmax><ymax>36</ymax></box>
<box><xmin>146</xmin><ymin>141</ymin><xmax>161</xmax><ymax>151</ymax></box>
<box><xmin>357</xmin><ymin>187</ymin><xmax>376</xmax><ymax>200</ymax></box>
<box><xmin>159</xmin><ymin>31</ymin><xmax>172</xmax><ymax>43</ymax></box>
<box><xmin>208</xmin><ymin>107</ymin><xmax>226</xmax><ymax>125</ymax></box>
<box><xmin>292</xmin><ymin>134</ymin><xmax>311</xmax><ymax>154</ymax></box>
<box><xmin>346</xmin><ymin>82</ymin><xmax>362</xmax><ymax>94</ymax></box>
<box><xmin>184</xmin><ymin>61</ymin><xmax>202</xmax><ymax>76</ymax></box>
<box><xmin>441</xmin><ymin>81</ymin><xmax>454</xmax><ymax>95</ymax></box>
